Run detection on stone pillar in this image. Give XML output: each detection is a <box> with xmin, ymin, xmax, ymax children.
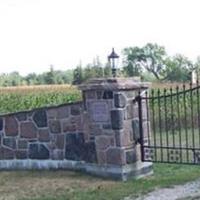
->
<box><xmin>79</xmin><ymin>78</ymin><xmax>153</xmax><ymax>181</ymax></box>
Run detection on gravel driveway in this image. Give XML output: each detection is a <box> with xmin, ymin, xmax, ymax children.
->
<box><xmin>124</xmin><ymin>179</ymin><xmax>200</xmax><ymax>200</ymax></box>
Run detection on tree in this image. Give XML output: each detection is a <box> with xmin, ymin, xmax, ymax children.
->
<box><xmin>123</xmin><ymin>47</ymin><xmax>142</xmax><ymax>77</ymax></box>
<box><xmin>25</xmin><ymin>73</ymin><xmax>38</xmax><ymax>85</ymax></box>
<box><xmin>44</xmin><ymin>65</ymin><xmax>56</xmax><ymax>84</ymax></box>
<box><xmin>103</xmin><ymin>62</ymin><xmax>112</xmax><ymax>77</ymax></box>
<box><xmin>73</xmin><ymin>65</ymin><xmax>84</xmax><ymax>85</ymax></box>
<box><xmin>123</xmin><ymin>43</ymin><xmax>167</xmax><ymax>80</ymax></box>
<box><xmin>194</xmin><ymin>56</ymin><xmax>200</xmax><ymax>78</ymax></box>
<box><xmin>164</xmin><ymin>54</ymin><xmax>193</xmax><ymax>82</ymax></box>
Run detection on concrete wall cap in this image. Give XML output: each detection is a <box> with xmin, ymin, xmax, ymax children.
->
<box><xmin>79</xmin><ymin>78</ymin><xmax>150</xmax><ymax>91</ymax></box>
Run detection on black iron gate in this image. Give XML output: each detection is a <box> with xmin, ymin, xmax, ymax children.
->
<box><xmin>137</xmin><ymin>83</ymin><xmax>200</xmax><ymax>165</ymax></box>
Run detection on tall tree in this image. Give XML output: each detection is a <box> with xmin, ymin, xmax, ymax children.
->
<box><xmin>44</xmin><ymin>65</ymin><xmax>56</xmax><ymax>84</ymax></box>
<box><xmin>73</xmin><ymin>65</ymin><xmax>84</xmax><ymax>85</ymax></box>
<box><xmin>164</xmin><ymin>54</ymin><xmax>193</xmax><ymax>82</ymax></box>
<box><xmin>123</xmin><ymin>43</ymin><xmax>167</xmax><ymax>80</ymax></box>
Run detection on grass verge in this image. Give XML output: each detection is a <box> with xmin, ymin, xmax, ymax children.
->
<box><xmin>1</xmin><ymin>163</ymin><xmax>200</xmax><ymax>200</ymax></box>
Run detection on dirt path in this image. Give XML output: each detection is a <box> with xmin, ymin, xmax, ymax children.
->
<box><xmin>125</xmin><ymin>179</ymin><xmax>200</xmax><ymax>200</ymax></box>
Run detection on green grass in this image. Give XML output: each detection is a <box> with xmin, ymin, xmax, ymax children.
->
<box><xmin>2</xmin><ymin>164</ymin><xmax>198</xmax><ymax>200</ymax></box>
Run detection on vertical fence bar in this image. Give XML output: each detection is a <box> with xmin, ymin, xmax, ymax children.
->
<box><xmin>158</xmin><ymin>89</ymin><xmax>163</xmax><ymax>162</ymax></box>
<box><xmin>197</xmin><ymin>81</ymin><xmax>200</xmax><ymax>148</ymax></box>
<box><xmin>190</xmin><ymin>83</ymin><xmax>195</xmax><ymax>153</ymax></box>
<box><xmin>145</xmin><ymin>91</ymin><xmax>151</xmax><ymax>146</ymax></box>
<box><xmin>152</xmin><ymin>89</ymin><xmax>157</xmax><ymax>161</ymax></box>
<box><xmin>170</xmin><ymin>88</ymin><xmax>175</xmax><ymax>149</ymax></box>
<box><xmin>164</xmin><ymin>88</ymin><xmax>169</xmax><ymax>162</ymax></box>
<box><xmin>137</xmin><ymin>91</ymin><xmax>144</xmax><ymax>162</ymax></box>
<box><xmin>183</xmin><ymin>84</ymin><xmax>189</xmax><ymax>162</ymax></box>
<box><xmin>176</xmin><ymin>86</ymin><xmax>182</xmax><ymax>163</ymax></box>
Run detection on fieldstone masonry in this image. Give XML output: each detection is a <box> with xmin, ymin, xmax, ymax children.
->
<box><xmin>79</xmin><ymin>78</ymin><xmax>153</xmax><ymax>180</ymax></box>
<box><xmin>0</xmin><ymin>78</ymin><xmax>152</xmax><ymax>180</ymax></box>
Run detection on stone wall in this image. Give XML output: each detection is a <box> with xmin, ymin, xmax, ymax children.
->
<box><xmin>0</xmin><ymin>102</ymin><xmax>96</xmax><ymax>163</ymax></box>
<box><xmin>0</xmin><ymin>78</ymin><xmax>153</xmax><ymax>181</ymax></box>
<box><xmin>82</xmin><ymin>85</ymin><xmax>143</xmax><ymax>166</ymax></box>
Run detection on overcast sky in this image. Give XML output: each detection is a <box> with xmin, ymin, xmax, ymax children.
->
<box><xmin>0</xmin><ymin>0</ymin><xmax>200</xmax><ymax>75</ymax></box>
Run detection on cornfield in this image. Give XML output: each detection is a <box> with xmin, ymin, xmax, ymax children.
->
<box><xmin>0</xmin><ymin>82</ymin><xmax>192</xmax><ymax>115</ymax></box>
<box><xmin>0</xmin><ymin>84</ymin><xmax>81</xmax><ymax>114</ymax></box>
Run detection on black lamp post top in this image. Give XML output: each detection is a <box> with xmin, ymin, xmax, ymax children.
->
<box><xmin>108</xmin><ymin>48</ymin><xmax>119</xmax><ymax>59</ymax></box>
<box><xmin>108</xmin><ymin>48</ymin><xmax>119</xmax><ymax>78</ymax></box>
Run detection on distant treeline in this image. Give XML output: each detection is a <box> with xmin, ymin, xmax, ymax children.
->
<box><xmin>0</xmin><ymin>68</ymin><xmax>74</xmax><ymax>86</ymax></box>
<box><xmin>2</xmin><ymin>43</ymin><xmax>200</xmax><ymax>87</ymax></box>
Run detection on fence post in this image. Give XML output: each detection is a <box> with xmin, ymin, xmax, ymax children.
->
<box><xmin>137</xmin><ymin>92</ymin><xmax>144</xmax><ymax>162</ymax></box>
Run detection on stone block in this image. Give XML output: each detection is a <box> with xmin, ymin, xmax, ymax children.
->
<box><xmin>125</xmin><ymin>104</ymin><xmax>134</xmax><ymax>119</ymax></box>
<box><xmin>82</xmin><ymin>142</ymin><xmax>97</xmax><ymax>163</ymax></box>
<box><xmin>49</xmin><ymin>120</ymin><xmax>61</xmax><ymax>134</ymax></box>
<box><xmin>95</xmin><ymin>136</ymin><xmax>115</xmax><ymax>151</ymax></box>
<box><xmin>96</xmin><ymin>91</ymin><xmax>102</xmax><ymax>99</ymax></box>
<box><xmin>111</xmin><ymin>109</ymin><xmax>124</xmax><ymax>130</ymax></box>
<box><xmin>115</xmin><ymin>130</ymin><xmax>132</xmax><ymax>147</ymax></box>
<box><xmin>33</xmin><ymin>109</ymin><xmax>47</xmax><ymax>128</ymax></box>
<box><xmin>106</xmin><ymin>147</ymin><xmax>126</xmax><ymax>165</ymax></box>
<box><xmin>132</xmin><ymin>119</ymin><xmax>140</xmax><ymax>143</ymax></box>
<box><xmin>124</xmin><ymin>91</ymin><xmax>136</xmax><ymax>99</ymax></box>
<box><xmin>133</xmin><ymin>104</ymin><xmax>139</xmax><ymax>118</ymax></box>
<box><xmin>57</xmin><ymin>106</ymin><xmax>70</xmax><ymax>119</ymax></box>
<box><xmin>20</xmin><ymin>122</ymin><xmax>37</xmax><ymax>139</ymax></box>
<box><xmin>15</xmin><ymin>112</ymin><xmax>27</xmax><ymax>121</ymax></box>
<box><xmin>5</xmin><ymin>116</ymin><xmax>18</xmax><ymax>136</ymax></box>
<box><xmin>3</xmin><ymin>138</ymin><xmax>16</xmax><ymax>149</ymax></box>
<box><xmin>96</xmin><ymin>150</ymin><xmax>107</xmax><ymax>164</ymax></box>
<box><xmin>65</xmin><ymin>140</ymin><xmax>96</xmax><ymax>163</ymax></box>
<box><xmin>102</xmin><ymin>124</ymin><xmax>112</xmax><ymax>129</ymax></box>
<box><xmin>66</xmin><ymin>133</ymin><xmax>84</xmax><ymax>146</ymax></box>
<box><xmin>0</xmin><ymin>118</ymin><xmax>3</xmax><ymax>131</ymax></box>
<box><xmin>18</xmin><ymin>140</ymin><xmax>28</xmax><ymax>149</ymax></box>
<box><xmin>47</xmin><ymin>108</ymin><xmax>57</xmax><ymax>119</ymax></box>
<box><xmin>124</xmin><ymin>120</ymin><xmax>134</xmax><ymax>142</ymax></box>
<box><xmin>114</xmin><ymin>93</ymin><xmax>127</xmax><ymax>108</ymax></box>
<box><xmin>103</xmin><ymin>91</ymin><xmax>113</xmax><ymax>99</ymax></box>
<box><xmin>85</xmin><ymin>91</ymin><xmax>96</xmax><ymax>99</ymax></box>
<box><xmin>63</xmin><ymin>123</ymin><xmax>76</xmax><ymax>133</ymax></box>
<box><xmin>65</xmin><ymin>145</ymin><xmax>83</xmax><ymax>161</ymax></box>
<box><xmin>55</xmin><ymin>134</ymin><xmax>65</xmax><ymax>149</ymax></box>
<box><xmin>52</xmin><ymin>150</ymin><xmax>64</xmax><ymax>160</ymax></box>
<box><xmin>0</xmin><ymin>147</ymin><xmax>14</xmax><ymax>159</ymax></box>
<box><xmin>38</xmin><ymin>129</ymin><xmax>50</xmax><ymax>142</ymax></box>
<box><xmin>72</xmin><ymin>116</ymin><xmax>83</xmax><ymax>131</ymax></box>
<box><xmin>16</xmin><ymin>150</ymin><xmax>27</xmax><ymax>159</ymax></box>
<box><xmin>29</xmin><ymin>143</ymin><xmax>49</xmax><ymax>159</ymax></box>
<box><xmin>89</xmin><ymin>124</ymin><xmax>103</xmax><ymax>136</ymax></box>
<box><xmin>126</xmin><ymin>150</ymin><xmax>137</xmax><ymax>164</ymax></box>
<box><xmin>47</xmin><ymin>106</ymin><xmax>69</xmax><ymax>119</ymax></box>
<box><xmin>65</xmin><ymin>133</ymin><xmax>84</xmax><ymax>161</ymax></box>
<box><xmin>71</xmin><ymin>105</ymin><xmax>81</xmax><ymax>115</ymax></box>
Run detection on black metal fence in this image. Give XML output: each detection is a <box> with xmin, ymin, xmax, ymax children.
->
<box><xmin>137</xmin><ymin>82</ymin><xmax>200</xmax><ymax>164</ymax></box>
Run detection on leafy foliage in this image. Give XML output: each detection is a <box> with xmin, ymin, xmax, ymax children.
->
<box><xmin>123</xmin><ymin>43</ymin><xmax>167</xmax><ymax>80</ymax></box>
<box><xmin>123</xmin><ymin>43</ymin><xmax>199</xmax><ymax>82</ymax></box>
<box><xmin>0</xmin><ymin>68</ymin><xmax>74</xmax><ymax>87</ymax></box>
